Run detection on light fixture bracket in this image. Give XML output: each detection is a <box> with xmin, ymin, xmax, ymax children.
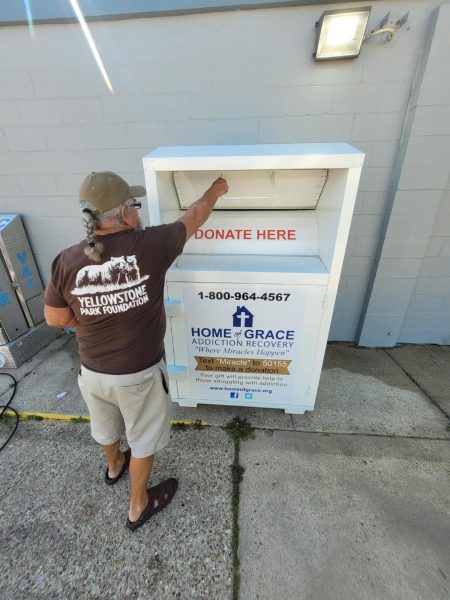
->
<box><xmin>379</xmin><ymin>10</ymin><xmax>409</xmax><ymax>29</ymax></box>
<box><xmin>365</xmin><ymin>10</ymin><xmax>409</xmax><ymax>45</ymax></box>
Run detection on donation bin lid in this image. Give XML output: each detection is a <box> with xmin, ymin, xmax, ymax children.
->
<box><xmin>173</xmin><ymin>169</ymin><xmax>328</xmax><ymax>210</ymax></box>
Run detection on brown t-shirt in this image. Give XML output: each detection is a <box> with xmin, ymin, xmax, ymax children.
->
<box><xmin>44</xmin><ymin>222</ymin><xmax>186</xmax><ymax>375</ymax></box>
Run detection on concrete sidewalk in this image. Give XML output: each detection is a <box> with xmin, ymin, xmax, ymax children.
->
<box><xmin>0</xmin><ymin>335</ymin><xmax>449</xmax><ymax>599</ymax></box>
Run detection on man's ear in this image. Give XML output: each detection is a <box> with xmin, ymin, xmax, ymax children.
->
<box><xmin>120</xmin><ymin>203</ymin><xmax>133</xmax><ymax>226</ymax></box>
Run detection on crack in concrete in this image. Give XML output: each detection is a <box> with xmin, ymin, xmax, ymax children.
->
<box><xmin>384</xmin><ymin>348</ymin><xmax>450</xmax><ymax>420</ymax></box>
<box><xmin>252</xmin><ymin>424</ymin><xmax>450</xmax><ymax>441</ymax></box>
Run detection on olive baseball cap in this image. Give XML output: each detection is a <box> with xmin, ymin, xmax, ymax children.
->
<box><xmin>79</xmin><ymin>171</ymin><xmax>146</xmax><ymax>214</ymax></box>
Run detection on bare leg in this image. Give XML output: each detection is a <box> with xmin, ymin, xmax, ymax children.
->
<box><xmin>102</xmin><ymin>440</ymin><xmax>125</xmax><ymax>479</ymax></box>
<box><xmin>128</xmin><ymin>455</ymin><xmax>154</xmax><ymax>522</ymax></box>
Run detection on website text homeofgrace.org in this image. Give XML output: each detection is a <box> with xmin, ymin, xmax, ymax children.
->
<box><xmin>210</xmin><ymin>385</ymin><xmax>274</xmax><ymax>395</ymax></box>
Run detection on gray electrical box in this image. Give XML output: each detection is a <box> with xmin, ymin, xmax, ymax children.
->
<box><xmin>0</xmin><ymin>257</ymin><xmax>29</xmax><ymax>343</ymax></box>
<box><xmin>0</xmin><ymin>214</ymin><xmax>58</xmax><ymax>367</ymax></box>
<box><xmin>0</xmin><ymin>214</ymin><xmax>44</xmax><ymax>342</ymax></box>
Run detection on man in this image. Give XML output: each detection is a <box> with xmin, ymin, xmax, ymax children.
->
<box><xmin>44</xmin><ymin>171</ymin><xmax>228</xmax><ymax>531</ymax></box>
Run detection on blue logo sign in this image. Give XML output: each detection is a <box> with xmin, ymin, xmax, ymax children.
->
<box><xmin>245</xmin><ymin>392</ymin><xmax>253</xmax><ymax>400</ymax></box>
<box><xmin>232</xmin><ymin>306</ymin><xmax>254</xmax><ymax>328</ymax></box>
<box><xmin>0</xmin><ymin>215</ymin><xmax>15</xmax><ymax>231</ymax></box>
<box><xmin>230</xmin><ymin>392</ymin><xmax>239</xmax><ymax>399</ymax></box>
<box><xmin>15</xmin><ymin>251</ymin><xmax>36</xmax><ymax>289</ymax></box>
<box><xmin>0</xmin><ymin>291</ymin><xmax>11</xmax><ymax>306</ymax></box>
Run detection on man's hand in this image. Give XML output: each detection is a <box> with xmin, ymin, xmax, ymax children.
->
<box><xmin>204</xmin><ymin>177</ymin><xmax>228</xmax><ymax>202</ymax></box>
<box><xmin>178</xmin><ymin>177</ymin><xmax>228</xmax><ymax>240</ymax></box>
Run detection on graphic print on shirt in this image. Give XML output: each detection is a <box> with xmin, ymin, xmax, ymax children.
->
<box><xmin>71</xmin><ymin>255</ymin><xmax>150</xmax><ymax>317</ymax></box>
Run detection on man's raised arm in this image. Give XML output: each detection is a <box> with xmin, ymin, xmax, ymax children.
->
<box><xmin>178</xmin><ymin>177</ymin><xmax>228</xmax><ymax>240</ymax></box>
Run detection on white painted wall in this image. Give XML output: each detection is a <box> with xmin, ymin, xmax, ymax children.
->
<box><xmin>0</xmin><ymin>0</ymin><xmax>447</xmax><ymax>343</ymax></box>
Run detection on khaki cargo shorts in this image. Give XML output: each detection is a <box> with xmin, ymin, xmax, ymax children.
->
<box><xmin>78</xmin><ymin>358</ymin><xmax>171</xmax><ymax>458</ymax></box>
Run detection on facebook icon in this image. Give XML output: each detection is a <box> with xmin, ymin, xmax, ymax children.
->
<box><xmin>230</xmin><ymin>392</ymin><xmax>239</xmax><ymax>399</ymax></box>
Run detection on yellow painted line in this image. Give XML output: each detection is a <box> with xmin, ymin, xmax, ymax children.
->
<box><xmin>171</xmin><ymin>419</ymin><xmax>208</xmax><ymax>426</ymax></box>
<box><xmin>2</xmin><ymin>410</ymin><xmax>89</xmax><ymax>421</ymax></box>
<box><xmin>2</xmin><ymin>410</ymin><xmax>208</xmax><ymax>427</ymax></box>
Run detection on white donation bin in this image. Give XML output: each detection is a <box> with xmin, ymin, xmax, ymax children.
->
<box><xmin>143</xmin><ymin>143</ymin><xmax>364</xmax><ymax>414</ymax></box>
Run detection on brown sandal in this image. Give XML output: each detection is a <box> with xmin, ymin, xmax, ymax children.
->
<box><xmin>105</xmin><ymin>448</ymin><xmax>131</xmax><ymax>485</ymax></box>
<box><xmin>126</xmin><ymin>477</ymin><xmax>178</xmax><ymax>531</ymax></box>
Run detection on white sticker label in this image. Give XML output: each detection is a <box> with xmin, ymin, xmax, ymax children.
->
<box><xmin>183</xmin><ymin>285</ymin><xmax>305</xmax><ymax>404</ymax></box>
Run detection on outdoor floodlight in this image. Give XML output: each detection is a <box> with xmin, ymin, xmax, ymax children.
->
<box><xmin>314</xmin><ymin>7</ymin><xmax>371</xmax><ymax>61</ymax></box>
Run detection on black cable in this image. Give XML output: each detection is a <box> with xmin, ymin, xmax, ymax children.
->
<box><xmin>0</xmin><ymin>373</ymin><xmax>18</xmax><ymax>452</ymax></box>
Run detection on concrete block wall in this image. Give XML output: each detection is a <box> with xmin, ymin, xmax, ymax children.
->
<box><xmin>0</xmin><ymin>0</ymin><xmax>447</xmax><ymax>344</ymax></box>
<box><xmin>358</xmin><ymin>3</ymin><xmax>450</xmax><ymax>346</ymax></box>
<box><xmin>399</xmin><ymin>176</ymin><xmax>450</xmax><ymax>344</ymax></box>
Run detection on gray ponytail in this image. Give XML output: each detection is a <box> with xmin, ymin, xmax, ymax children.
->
<box><xmin>82</xmin><ymin>208</ymin><xmax>105</xmax><ymax>262</ymax></box>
